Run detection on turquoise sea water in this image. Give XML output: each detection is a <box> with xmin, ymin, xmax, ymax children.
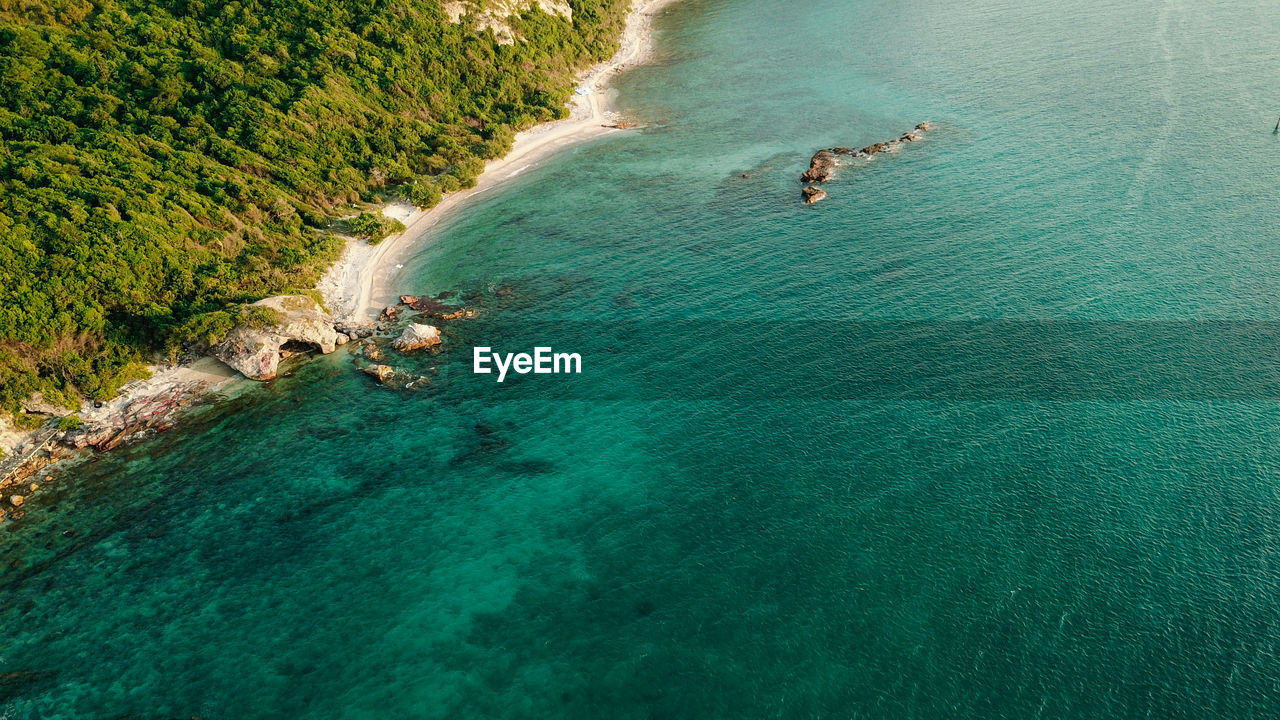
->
<box><xmin>9</xmin><ymin>0</ymin><xmax>1280</xmax><ymax>716</ymax></box>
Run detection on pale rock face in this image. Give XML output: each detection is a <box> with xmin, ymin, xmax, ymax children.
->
<box><xmin>441</xmin><ymin>0</ymin><xmax>572</xmax><ymax>44</ymax></box>
<box><xmin>19</xmin><ymin>393</ymin><xmax>66</xmax><ymax>416</ymax></box>
<box><xmin>0</xmin><ymin>416</ymin><xmax>28</xmax><ymax>457</ymax></box>
<box><xmin>390</xmin><ymin>323</ymin><xmax>442</xmax><ymax>352</ymax></box>
<box><xmin>214</xmin><ymin>295</ymin><xmax>339</xmax><ymax>381</ymax></box>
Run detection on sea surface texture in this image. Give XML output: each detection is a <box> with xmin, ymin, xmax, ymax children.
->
<box><xmin>7</xmin><ymin>0</ymin><xmax>1280</xmax><ymax>716</ymax></box>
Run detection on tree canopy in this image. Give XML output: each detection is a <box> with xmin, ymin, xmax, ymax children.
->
<box><xmin>0</xmin><ymin>0</ymin><xmax>628</xmax><ymax>421</ymax></box>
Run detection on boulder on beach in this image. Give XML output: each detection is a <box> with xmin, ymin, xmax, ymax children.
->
<box><xmin>213</xmin><ymin>295</ymin><xmax>339</xmax><ymax>381</ymax></box>
<box><xmin>802</xmin><ymin>186</ymin><xmax>827</xmax><ymax>205</ymax></box>
<box><xmin>390</xmin><ymin>324</ymin><xmax>442</xmax><ymax>353</ymax></box>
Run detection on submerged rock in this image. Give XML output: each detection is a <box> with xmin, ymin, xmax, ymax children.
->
<box><xmin>213</xmin><ymin>295</ymin><xmax>338</xmax><ymax>381</ymax></box>
<box><xmin>438</xmin><ymin>309</ymin><xmax>479</xmax><ymax>321</ymax></box>
<box><xmin>362</xmin><ymin>342</ymin><xmax>386</xmax><ymax>362</ymax></box>
<box><xmin>390</xmin><ymin>324</ymin><xmax>442</xmax><ymax>353</ymax></box>
<box><xmin>406</xmin><ymin>296</ymin><xmax>453</xmax><ymax>315</ymax></box>
<box><xmin>362</xmin><ymin>364</ymin><xmax>395</xmax><ymax>384</ymax></box>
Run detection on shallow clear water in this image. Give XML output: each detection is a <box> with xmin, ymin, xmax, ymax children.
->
<box><xmin>8</xmin><ymin>0</ymin><xmax>1280</xmax><ymax>716</ymax></box>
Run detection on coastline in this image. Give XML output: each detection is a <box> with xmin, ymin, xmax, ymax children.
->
<box><xmin>318</xmin><ymin>0</ymin><xmax>680</xmax><ymax>321</ymax></box>
<box><xmin>0</xmin><ymin>357</ymin><xmax>240</xmax><ymax>495</ymax></box>
<box><xmin>1</xmin><ymin>0</ymin><xmax>681</xmax><ymax>490</ymax></box>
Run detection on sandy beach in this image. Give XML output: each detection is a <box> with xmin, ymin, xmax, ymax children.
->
<box><xmin>2</xmin><ymin>0</ymin><xmax>680</xmax><ymax>474</ymax></box>
<box><xmin>318</xmin><ymin>0</ymin><xmax>681</xmax><ymax>321</ymax></box>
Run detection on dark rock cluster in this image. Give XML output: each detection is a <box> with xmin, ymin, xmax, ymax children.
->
<box><xmin>799</xmin><ymin>122</ymin><xmax>933</xmax><ymax>204</ymax></box>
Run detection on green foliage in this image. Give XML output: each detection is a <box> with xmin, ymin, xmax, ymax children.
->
<box><xmin>239</xmin><ymin>305</ymin><xmax>285</xmax><ymax>330</ymax></box>
<box><xmin>0</xmin><ymin>0</ymin><xmax>629</xmax><ymax>417</ymax></box>
<box><xmin>170</xmin><ymin>302</ymin><xmax>283</xmax><ymax>351</ymax></box>
<box><xmin>347</xmin><ymin>212</ymin><xmax>405</xmax><ymax>244</ymax></box>
<box><xmin>404</xmin><ymin>180</ymin><xmax>443</xmax><ymax>209</ymax></box>
<box><xmin>58</xmin><ymin>414</ymin><xmax>82</xmax><ymax>431</ymax></box>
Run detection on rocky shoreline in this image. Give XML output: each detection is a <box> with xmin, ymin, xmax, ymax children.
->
<box><xmin>0</xmin><ymin>0</ymin><xmax>683</xmax><ymax>517</ymax></box>
<box><xmin>799</xmin><ymin>122</ymin><xmax>933</xmax><ymax>204</ymax></box>
<box><xmin>0</xmin><ymin>290</ymin><xmax>484</xmax><ymax>515</ymax></box>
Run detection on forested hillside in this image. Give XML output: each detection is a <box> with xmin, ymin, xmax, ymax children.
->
<box><xmin>0</xmin><ymin>0</ymin><xmax>628</xmax><ymax>422</ymax></box>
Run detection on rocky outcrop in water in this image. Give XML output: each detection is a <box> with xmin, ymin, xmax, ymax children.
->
<box><xmin>362</xmin><ymin>364</ymin><xmax>395</xmax><ymax>384</ymax></box>
<box><xmin>213</xmin><ymin>295</ymin><xmax>339</xmax><ymax>381</ymax></box>
<box><xmin>799</xmin><ymin>122</ymin><xmax>933</xmax><ymax>204</ymax></box>
<box><xmin>800</xmin><ymin>150</ymin><xmax>838</xmax><ymax>183</ymax></box>
<box><xmin>405</xmin><ymin>296</ymin><xmax>451</xmax><ymax>314</ymax></box>
<box><xmin>390</xmin><ymin>324</ymin><xmax>442</xmax><ymax>353</ymax></box>
<box><xmin>399</xmin><ymin>293</ymin><xmax>480</xmax><ymax>321</ymax></box>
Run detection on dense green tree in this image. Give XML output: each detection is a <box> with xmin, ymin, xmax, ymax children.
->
<box><xmin>0</xmin><ymin>0</ymin><xmax>629</xmax><ymax>418</ymax></box>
